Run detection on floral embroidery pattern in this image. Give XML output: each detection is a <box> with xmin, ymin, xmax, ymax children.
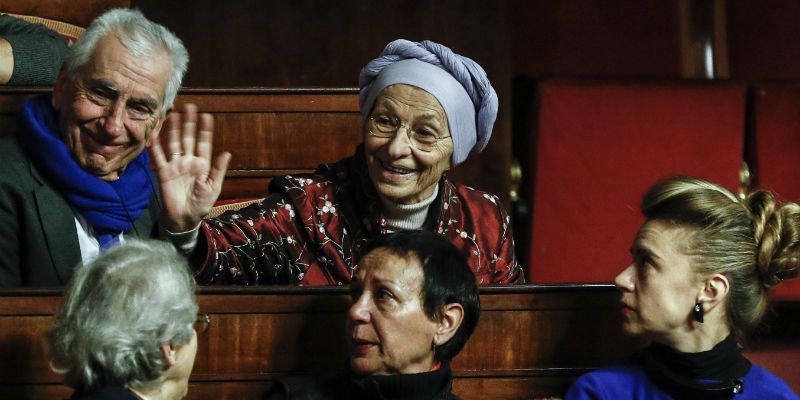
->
<box><xmin>197</xmin><ymin>149</ymin><xmax>521</xmax><ymax>286</ymax></box>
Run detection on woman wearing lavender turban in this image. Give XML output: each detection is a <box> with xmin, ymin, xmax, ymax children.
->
<box><xmin>155</xmin><ymin>39</ymin><xmax>522</xmax><ymax>286</ymax></box>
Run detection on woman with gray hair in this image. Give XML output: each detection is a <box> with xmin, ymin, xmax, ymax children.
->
<box><xmin>45</xmin><ymin>239</ymin><xmax>203</xmax><ymax>400</ymax></box>
<box><xmin>154</xmin><ymin>39</ymin><xmax>522</xmax><ymax>286</ymax></box>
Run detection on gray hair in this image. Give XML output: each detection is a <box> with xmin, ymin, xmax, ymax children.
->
<box><xmin>642</xmin><ymin>176</ymin><xmax>800</xmax><ymax>341</ymax></box>
<box><xmin>64</xmin><ymin>8</ymin><xmax>189</xmax><ymax>115</ymax></box>
<box><xmin>45</xmin><ymin>239</ymin><xmax>198</xmax><ymax>392</ymax></box>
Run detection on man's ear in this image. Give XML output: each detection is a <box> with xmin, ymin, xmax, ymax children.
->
<box><xmin>160</xmin><ymin>342</ymin><xmax>177</xmax><ymax>367</ymax></box>
<box><xmin>698</xmin><ymin>273</ymin><xmax>730</xmax><ymax>314</ymax></box>
<box><xmin>433</xmin><ymin>303</ymin><xmax>464</xmax><ymax>346</ymax></box>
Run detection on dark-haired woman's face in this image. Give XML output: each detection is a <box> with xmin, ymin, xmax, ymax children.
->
<box><xmin>346</xmin><ymin>248</ymin><xmax>440</xmax><ymax>375</ymax></box>
<box><xmin>614</xmin><ymin>220</ymin><xmax>703</xmax><ymax>346</ymax></box>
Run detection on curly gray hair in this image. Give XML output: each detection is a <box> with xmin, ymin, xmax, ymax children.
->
<box><xmin>45</xmin><ymin>239</ymin><xmax>198</xmax><ymax>392</ymax></box>
<box><xmin>64</xmin><ymin>8</ymin><xmax>189</xmax><ymax>115</ymax></box>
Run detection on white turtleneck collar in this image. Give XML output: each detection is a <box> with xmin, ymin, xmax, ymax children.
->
<box><xmin>379</xmin><ymin>184</ymin><xmax>439</xmax><ymax>232</ymax></box>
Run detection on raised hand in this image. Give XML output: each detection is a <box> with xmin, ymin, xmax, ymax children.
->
<box><xmin>149</xmin><ymin>103</ymin><xmax>231</xmax><ymax>232</ymax></box>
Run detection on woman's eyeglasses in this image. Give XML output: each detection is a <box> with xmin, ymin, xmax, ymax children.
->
<box><xmin>367</xmin><ymin>114</ymin><xmax>451</xmax><ymax>151</ymax></box>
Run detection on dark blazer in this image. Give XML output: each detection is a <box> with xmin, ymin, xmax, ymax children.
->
<box><xmin>264</xmin><ymin>363</ymin><xmax>461</xmax><ymax>400</ymax></box>
<box><xmin>0</xmin><ymin>135</ymin><xmax>161</xmax><ymax>287</ymax></box>
<box><xmin>69</xmin><ymin>384</ymin><xmax>138</xmax><ymax>400</ymax></box>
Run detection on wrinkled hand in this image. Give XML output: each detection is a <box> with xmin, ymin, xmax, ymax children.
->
<box><xmin>149</xmin><ymin>103</ymin><xmax>231</xmax><ymax>232</ymax></box>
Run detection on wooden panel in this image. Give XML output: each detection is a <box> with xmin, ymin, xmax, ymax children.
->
<box><xmin>1</xmin><ymin>285</ymin><xmax>798</xmax><ymax>399</ymax></box>
<box><xmin>210</xmin><ymin>112</ymin><xmax>362</xmax><ymax>170</ymax></box>
<box><xmin>0</xmin><ymin>285</ymin><xmax>636</xmax><ymax>399</ymax></box>
<box><xmin>172</xmin><ymin>90</ymin><xmax>363</xmax><ymax>201</ymax></box>
<box><xmin>0</xmin><ymin>379</ymin><xmax>568</xmax><ymax>400</ymax></box>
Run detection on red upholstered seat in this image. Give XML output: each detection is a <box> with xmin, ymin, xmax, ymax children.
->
<box><xmin>750</xmin><ymin>83</ymin><xmax>800</xmax><ymax>300</ymax></box>
<box><xmin>528</xmin><ymin>80</ymin><xmax>746</xmax><ymax>283</ymax></box>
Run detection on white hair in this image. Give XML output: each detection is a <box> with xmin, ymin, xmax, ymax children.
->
<box><xmin>45</xmin><ymin>239</ymin><xmax>197</xmax><ymax>391</ymax></box>
<box><xmin>64</xmin><ymin>8</ymin><xmax>189</xmax><ymax>114</ymax></box>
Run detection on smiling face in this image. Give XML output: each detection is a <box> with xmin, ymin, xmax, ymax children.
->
<box><xmin>52</xmin><ymin>33</ymin><xmax>171</xmax><ymax>181</ymax></box>
<box><xmin>364</xmin><ymin>84</ymin><xmax>454</xmax><ymax>205</ymax></box>
<box><xmin>615</xmin><ymin>219</ymin><xmax>704</xmax><ymax>345</ymax></box>
<box><xmin>346</xmin><ymin>248</ymin><xmax>440</xmax><ymax>375</ymax></box>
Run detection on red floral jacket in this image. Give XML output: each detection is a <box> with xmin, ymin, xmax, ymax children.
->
<box><xmin>195</xmin><ymin>147</ymin><xmax>521</xmax><ymax>285</ymax></box>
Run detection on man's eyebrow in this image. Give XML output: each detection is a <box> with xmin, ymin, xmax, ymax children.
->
<box><xmin>89</xmin><ymin>78</ymin><xmax>119</xmax><ymax>94</ymax></box>
<box><xmin>90</xmin><ymin>78</ymin><xmax>159</xmax><ymax>111</ymax></box>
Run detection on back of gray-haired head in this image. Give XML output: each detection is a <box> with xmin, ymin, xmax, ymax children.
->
<box><xmin>65</xmin><ymin>8</ymin><xmax>189</xmax><ymax>114</ymax></box>
<box><xmin>45</xmin><ymin>239</ymin><xmax>197</xmax><ymax>392</ymax></box>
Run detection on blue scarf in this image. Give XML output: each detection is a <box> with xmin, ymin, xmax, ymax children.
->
<box><xmin>17</xmin><ymin>95</ymin><xmax>154</xmax><ymax>247</ymax></box>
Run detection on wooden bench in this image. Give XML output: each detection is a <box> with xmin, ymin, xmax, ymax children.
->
<box><xmin>1</xmin><ymin>285</ymin><xmax>797</xmax><ymax>399</ymax></box>
<box><xmin>0</xmin><ymin>285</ymin><xmax>635</xmax><ymax>399</ymax></box>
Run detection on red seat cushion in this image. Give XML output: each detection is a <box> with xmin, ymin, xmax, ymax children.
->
<box><xmin>529</xmin><ymin>80</ymin><xmax>746</xmax><ymax>283</ymax></box>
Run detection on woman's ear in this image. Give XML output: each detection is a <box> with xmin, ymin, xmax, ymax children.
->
<box><xmin>160</xmin><ymin>342</ymin><xmax>177</xmax><ymax>367</ymax></box>
<box><xmin>434</xmin><ymin>303</ymin><xmax>464</xmax><ymax>346</ymax></box>
<box><xmin>698</xmin><ymin>273</ymin><xmax>730</xmax><ymax>314</ymax></box>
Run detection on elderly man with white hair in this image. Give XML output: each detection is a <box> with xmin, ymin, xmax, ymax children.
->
<box><xmin>0</xmin><ymin>9</ymin><xmax>188</xmax><ymax>286</ymax></box>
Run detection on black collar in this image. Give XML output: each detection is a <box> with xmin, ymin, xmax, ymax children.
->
<box><xmin>642</xmin><ymin>334</ymin><xmax>751</xmax><ymax>400</ymax></box>
<box><xmin>349</xmin><ymin>362</ymin><xmax>453</xmax><ymax>400</ymax></box>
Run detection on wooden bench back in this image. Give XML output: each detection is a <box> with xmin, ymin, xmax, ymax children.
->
<box><xmin>0</xmin><ymin>285</ymin><xmax>639</xmax><ymax>400</ymax></box>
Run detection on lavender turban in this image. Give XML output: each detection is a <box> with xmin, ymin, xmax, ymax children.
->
<box><xmin>359</xmin><ymin>39</ymin><xmax>498</xmax><ymax>165</ymax></box>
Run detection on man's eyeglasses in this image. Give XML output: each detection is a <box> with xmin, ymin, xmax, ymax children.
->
<box><xmin>194</xmin><ymin>313</ymin><xmax>211</xmax><ymax>334</ymax></box>
<box><xmin>367</xmin><ymin>115</ymin><xmax>451</xmax><ymax>151</ymax></box>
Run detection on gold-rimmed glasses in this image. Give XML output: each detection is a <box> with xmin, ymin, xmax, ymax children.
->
<box><xmin>367</xmin><ymin>114</ymin><xmax>451</xmax><ymax>151</ymax></box>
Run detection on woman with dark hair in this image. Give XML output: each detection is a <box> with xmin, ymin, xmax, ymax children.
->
<box><xmin>566</xmin><ymin>176</ymin><xmax>799</xmax><ymax>399</ymax></box>
<box><xmin>153</xmin><ymin>39</ymin><xmax>521</xmax><ymax>286</ymax></box>
<box><xmin>265</xmin><ymin>230</ymin><xmax>481</xmax><ymax>399</ymax></box>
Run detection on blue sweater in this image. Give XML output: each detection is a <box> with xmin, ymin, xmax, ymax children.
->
<box><xmin>567</xmin><ymin>357</ymin><xmax>799</xmax><ymax>400</ymax></box>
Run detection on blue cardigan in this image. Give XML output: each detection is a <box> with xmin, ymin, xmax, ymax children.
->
<box><xmin>566</xmin><ymin>356</ymin><xmax>799</xmax><ymax>400</ymax></box>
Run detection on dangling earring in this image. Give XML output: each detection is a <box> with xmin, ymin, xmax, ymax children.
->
<box><xmin>693</xmin><ymin>302</ymin><xmax>704</xmax><ymax>323</ymax></box>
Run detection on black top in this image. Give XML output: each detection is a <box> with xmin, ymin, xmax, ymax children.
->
<box><xmin>264</xmin><ymin>362</ymin><xmax>461</xmax><ymax>400</ymax></box>
<box><xmin>642</xmin><ymin>333</ymin><xmax>752</xmax><ymax>400</ymax></box>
